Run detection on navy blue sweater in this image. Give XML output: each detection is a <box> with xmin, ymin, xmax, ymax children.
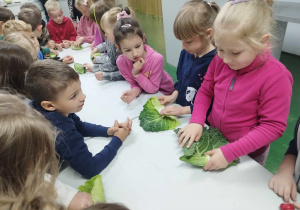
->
<box><xmin>174</xmin><ymin>49</ymin><xmax>216</xmax><ymax>112</ymax></box>
<box><xmin>31</xmin><ymin>100</ymin><xmax>122</xmax><ymax>179</ymax></box>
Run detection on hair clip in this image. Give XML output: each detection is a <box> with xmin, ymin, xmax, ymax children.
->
<box><xmin>121</xmin><ymin>24</ymin><xmax>131</xmax><ymax>28</ymax></box>
<box><xmin>231</xmin><ymin>0</ymin><xmax>248</xmax><ymax>5</ymax></box>
<box><xmin>117</xmin><ymin>11</ymin><xmax>131</xmax><ymax>21</ymax></box>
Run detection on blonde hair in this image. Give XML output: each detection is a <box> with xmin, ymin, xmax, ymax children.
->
<box><xmin>45</xmin><ymin>0</ymin><xmax>61</xmax><ymax>13</ymax></box>
<box><xmin>0</xmin><ymin>93</ymin><xmax>59</xmax><ymax>200</ymax></box>
<box><xmin>2</xmin><ymin>19</ymin><xmax>32</xmax><ymax>36</ymax></box>
<box><xmin>173</xmin><ymin>0</ymin><xmax>219</xmax><ymax>40</ymax></box>
<box><xmin>100</xmin><ymin>7</ymin><xmax>135</xmax><ymax>33</ymax></box>
<box><xmin>4</xmin><ymin>32</ymin><xmax>37</xmax><ymax>60</ymax></box>
<box><xmin>75</xmin><ymin>0</ymin><xmax>93</xmax><ymax>9</ymax></box>
<box><xmin>213</xmin><ymin>0</ymin><xmax>274</xmax><ymax>53</ymax></box>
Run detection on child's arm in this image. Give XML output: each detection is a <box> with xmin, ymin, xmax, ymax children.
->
<box><xmin>47</xmin><ymin>23</ymin><xmax>62</xmax><ymax>44</ymax></box>
<box><xmin>160</xmin><ymin>105</ymin><xmax>191</xmax><ymax>116</ymax></box>
<box><xmin>68</xmin><ymin>18</ymin><xmax>77</xmax><ymax>42</ymax></box>
<box><xmin>158</xmin><ymin>90</ymin><xmax>178</xmax><ymax>106</ymax></box>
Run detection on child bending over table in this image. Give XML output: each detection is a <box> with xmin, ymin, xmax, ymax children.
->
<box><xmin>25</xmin><ymin>59</ymin><xmax>132</xmax><ymax>179</ymax></box>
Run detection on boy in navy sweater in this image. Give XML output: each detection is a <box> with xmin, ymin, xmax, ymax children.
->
<box><xmin>25</xmin><ymin>59</ymin><xmax>132</xmax><ymax>179</ymax></box>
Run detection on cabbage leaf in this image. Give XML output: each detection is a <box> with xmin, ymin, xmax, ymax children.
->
<box><xmin>91</xmin><ymin>52</ymin><xmax>101</xmax><ymax>61</ymax></box>
<box><xmin>139</xmin><ymin>96</ymin><xmax>180</xmax><ymax>132</ymax></box>
<box><xmin>71</xmin><ymin>45</ymin><xmax>83</xmax><ymax>50</ymax></box>
<box><xmin>174</xmin><ymin>127</ymin><xmax>239</xmax><ymax>168</ymax></box>
<box><xmin>78</xmin><ymin>175</ymin><xmax>105</xmax><ymax>203</ymax></box>
<box><xmin>74</xmin><ymin>63</ymin><xmax>86</xmax><ymax>74</ymax></box>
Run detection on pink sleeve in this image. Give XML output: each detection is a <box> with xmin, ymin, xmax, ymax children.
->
<box><xmin>190</xmin><ymin>56</ymin><xmax>216</xmax><ymax>125</ymax></box>
<box><xmin>76</xmin><ymin>18</ymin><xmax>94</xmax><ymax>44</ymax></box>
<box><xmin>116</xmin><ymin>56</ymin><xmax>142</xmax><ymax>93</ymax></box>
<box><xmin>47</xmin><ymin>22</ymin><xmax>61</xmax><ymax>44</ymax></box>
<box><xmin>220</xmin><ymin>69</ymin><xmax>293</xmax><ymax>163</ymax></box>
<box><xmin>135</xmin><ymin>54</ymin><xmax>164</xmax><ymax>94</ymax></box>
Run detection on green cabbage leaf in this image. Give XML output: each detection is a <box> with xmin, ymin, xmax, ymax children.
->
<box><xmin>78</xmin><ymin>175</ymin><xmax>105</xmax><ymax>204</ymax></box>
<box><xmin>74</xmin><ymin>63</ymin><xmax>86</xmax><ymax>74</ymax></box>
<box><xmin>139</xmin><ymin>96</ymin><xmax>180</xmax><ymax>132</ymax></box>
<box><xmin>71</xmin><ymin>45</ymin><xmax>83</xmax><ymax>50</ymax></box>
<box><xmin>174</xmin><ymin>127</ymin><xmax>239</xmax><ymax>168</ymax></box>
<box><xmin>48</xmin><ymin>52</ymin><xmax>57</xmax><ymax>58</ymax></box>
<box><xmin>91</xmin><ymin>52</ymin><xmax>101</xmax><ymax>61</ymax></box>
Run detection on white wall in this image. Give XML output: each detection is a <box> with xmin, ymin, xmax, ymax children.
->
<box><xmin>162</xmin><ymin>0</ymin><xmax>300</xmax><ymax>67</ymax></box>
<box><xmin>114</xmin><ymin>0</ymin><xmax>128</xmax><ymax>7</ymax></box>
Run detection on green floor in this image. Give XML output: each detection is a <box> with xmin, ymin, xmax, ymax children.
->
<box><xmin>136</xmin><ymin>11</ymin><xmax>300</xmax><ymax>174</ymax></box>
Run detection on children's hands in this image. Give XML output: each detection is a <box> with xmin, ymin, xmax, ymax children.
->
<box><xmin>91</xmin><ymin>48</ymin><xmax>98</xmax><ymax>55</ymax></box>
<box><xmin>160</xmin><ymin>105</ymin><xmax>191</xmax><ymax>116</ymax></box>
<box><xmin>62</xmin><ymin>40</ymin><xmax>71</xmax><ymax>48</ymax></box>
<box><xmin>82</xmin><ymin>63</ymin><xmax>93</xmax><ymax>72</ymax></box>
<box><xmin>90</xmin><ymin>41</ymin><xmax>95</xmax><ymax>50</ymax></box>
<box><xmin>61</xmin><ymin>55</ymin><xmax>74</xmax><ymax>64</ymax></box>
<box><xmin>118</xmin><ymin>117</ymin><xmax>133</xmax><ymax>133</ymax></box>
<box><xmin>132</xmin><ymin>57</ymin><xmax>145</xmax><ymax>78</ymax></box>
<box><xmin>294</xmin><ymin>202</ymin><xmax>300</xmax><ymax>209</ymax></box>
<box><xmin>73</xmin><ymin>37</ymin><xmax>84</xmax><ymax>47</ymax></box>
<box><xmin>120</xmin><ymin>89</ymin><xmax>140</xmax><ymax>104</ymax></box>
<box><xmin>158</xmin><ymin>94</ymin><xmax>177</xmax><ymax>106</ymax></box>
<box><xmin>107</xmin><ymin>120</ymin><xmax>120</xmax><ymax>136</ymax></box>
<box><xmin>68</xmin><ymin>192</ymin><xmax>93</xmax><ymax>210</ymax></box>
<box><xmin>55</xmin><ymin>43</ymin><xmax>63</xmax><ymax>51</ymax></box>
<box><xmin>177</xmin><ymin>123</ymin><xmax>203</xmax><ymax>148</ymax></box>
<box><xmin>94</xmin><ymin>71</ymin><xmax>104</xmax><ymax>81</ymax></box>
<box><xmin>48</xmin><ymin>40</ymin><xmax>56</xmax><ymax>49</ymax></box>
<box><xmin>108</xmin><ymin>118</ymin><xmax>132</xmax><ymax>142</ymax></box>
<box><xmin>203</xmin><ymin>148</ymin><xmax>229</xmax><ymax>170</ymax></box>
<box><xmin>49</xmin><ymin>48</ymin><xmax>59</xmax><ymax>55</ymax></box>
<box><xmin>269</xmin><ymin>170</ymin><xmax>297</xmax><ymax>203</ymax></box>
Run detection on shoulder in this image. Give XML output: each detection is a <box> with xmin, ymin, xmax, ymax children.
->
<box><xmin>116</xmin><ymin>54</ymin><xmax>129</xmax><ymax>65</ymax></box>
<box><xmin>145</xmin><ymin>45</ymin><xmax>163</xmax><ymax>61</ymax></box>
<box><xmin>263</xmin><ymin>56</ymin><xmax>293</xmax><ymax>83</ymax></box>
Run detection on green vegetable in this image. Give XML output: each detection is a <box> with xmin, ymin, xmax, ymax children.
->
<box><xmin>48</xmin><ymin>52</ymin><xmax>57</xmax><ymax>58</ymax></box>
<box><xmin>139</xmin><ymin>96</ymin><xmax>180</xmax><ymax>132</ymax></box>
<box><xmin>91</xmin><ymin>52</ymin><xmax>101</xmax><ymax>61</ymax></box>
<box><xmin>71</xmin><ymin>45</ymin><xmax>83</xmax><ymax>50</ymax></box>
<box><xmin>78</xmin><ymin>175</ymin><xmax>105</xmax><ymax>204</ymax></box>
<box><xmin>74</xmin><ymin>63</ymin><xmax>86</xmax><ymax>74</ymax></box>
<box><xmin>175</xmin><ymin>127</ymin><xmax>239</xmax><ymax>168</ymax></box>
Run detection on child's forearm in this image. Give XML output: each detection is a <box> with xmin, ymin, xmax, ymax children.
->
<box><xmin>277</xmin><ymin>154</ymin><xmax>296</xmax><ymax>176</ymax></box>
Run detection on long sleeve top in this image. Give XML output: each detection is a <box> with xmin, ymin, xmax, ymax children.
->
<box><xmin>31</xmin><ymin>100</ymin><xmax>122</xmax><ymax>179</ymax></box>
<box><xmin>175</xmin><ymin>49</ymin><xmax>216</xmax><ymax>112</ymax></box>
<box><xmin>190</xmin><ymin>50</ymin><xmax>293</xmax><ymax>163</ymax></box>
<box><xmin>76</xmin><ymin>16</ymin><xmax>95</xmax><ymax>44</ymax></box>
<box><xmin>47</xmin><ymin>17</ymin><xmax>77</xmax><ymax>44</ymax></box>
<box><xmin>117</xmin><ymin>44</ymin><xmax>174</xmax><ymax>95</ymax></box>
<box><xmin>93</xmin><ymin>26</ymin><xmax>105</xmax><ymax>47</ymax></box>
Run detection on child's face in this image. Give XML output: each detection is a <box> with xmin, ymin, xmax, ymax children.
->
<box><xmin>215</xmin><ymin>39</ymin><xmax>258</xmax><ymax>71</ymax></box>
<box><xmin>49</xmin><ymin>10</ymin><xmax>64</xmax><ymax>24</ymax></box>
<box><xmin>33</xmin><ymin>24</ymin><xmax>43</xmax><ymax>38</ymax></box>
<box><xmin>78</xmin><ymin>5</ymin><xmax>90</xmax><ymax>18</ymax></box>
<box><xmin>103</xmin><ymin>23</ymin><xmax>114</xmax><ymax>43</ymax></box>
<box><xmin>51</xmin><ymin>80</ymin><xmax>86</xmax><ymax>117</ymax></box>
<box><xmin>119</xmin><ymin>35</ymin><xmax>146</xmax><ymax>62</ymax></box>
<box><xmin>181</xmin><ymin>35</ymin><xmax>206</xmax><ymax>57</ymax></box>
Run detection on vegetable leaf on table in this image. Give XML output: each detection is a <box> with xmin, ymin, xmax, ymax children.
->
<box><xmin>78</xmin><ymin>175</ymin><xmax>105</xmax><ymax>204</ymax></box>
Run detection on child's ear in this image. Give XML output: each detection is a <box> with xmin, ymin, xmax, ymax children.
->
<box><xmin>261</xmin><ymin>34</ymin><xmax>270</xmax><ymax>45</ymax></box>
<box><xmin>205</xmin><ymin>28</ymin><xmax>213</xmax><ymax>39</ymax></box>
<box><xmin>142</xmin><ymin>33</ymin><xmax>146</xmax><ymax>43</ymax></box>
<box><xmin>41</xmin><ymin>101</ymin><xmax>56</xmax><ymax>111</ymax></box>
<box><xmin>37</xmin><ymin>24</ymin><xmax>43</xmax><ymax>31</ymax></box>
<box><xmin>115</xmin><ymin>44</ymin><xmax>121</xmax><ymax>52</ymax></box>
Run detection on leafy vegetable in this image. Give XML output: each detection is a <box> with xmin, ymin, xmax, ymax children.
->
<box><xmin>71</xmin><ymin>45</ymin><xmax>83</xmax><ymax>50</ymax></box>
<box><xmin>91</xmin><ymin>52</ymin><xmax>101</xmax><ymax>61</ymax></box>
<box><xmin>74</xmin><ymin>63</ymin><xmax>86</xmax><ymax>74</ymax></box>
<box><xmin>78</xmin><ymin>175</ymin><xmax>105</xmax><ymax>203</ymax></box>
<box><xmin>139</xmin><ymin>96</ymin><xmax>180</xmax><ymax>132</ymax></box>
<box><xmin>175</xmin><ymin>127</ymin><xmax>239</xmax><ymax>168</ymax></box>
<box><xmin>48</xmin><ymin>52</ymin><xmax>57</xmax><ymax>58</ymax></box>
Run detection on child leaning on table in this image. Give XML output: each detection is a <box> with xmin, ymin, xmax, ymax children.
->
<box><xmin>158</xmin><ymin>0</ymin><xmax>219</xmax><ymax>116</ymax></box>
<box><xmin>0</xmin><ymin>93</ymin><xmax>93</xmax><ymax>210</ymax></box>
<box><xmin>25</xmin><ymin>59</ymin><xmax>132</xmax><ymax>179</ymax></box>
<box><xmin>0</xmin><ymin>6</ymin><xmax>14</xmax><ymax>40</ymax></box>
<box><xmin>45</xmin><ymin>0</ymin><xmax>77</xmax><ymax>51</ymax></box>
<box><xmin>114</xmin><ymin>17</ymin><xmax>174</xmax><ymax>104</ymax></box>
<box><xmin>83</xmin><ymin>7</ymin><xmax>135</xmax><ymax>81</ymax></box>
<box><xmin>177</xmin><ymin>0</ymin><xmax>293</xmax><ymax>169</ymax></box>
<box><xmin>269</xmin><ymin>117</ymin><xmax>300</xmax><ymax>208</ymax></box>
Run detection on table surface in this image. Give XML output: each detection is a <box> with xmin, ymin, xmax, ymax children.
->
<box><xmin>57</xmin><ymin>44</ymin><xmax>296</xmax><ymax>210</ymax></box>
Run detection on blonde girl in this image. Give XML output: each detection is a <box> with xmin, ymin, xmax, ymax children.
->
<box><xmin>178</xmin><ymin>0</ymin><xmax>293</xmax><ymax>170</ymax></box>
<box><xmin>114</xmin><ymin>17</ymin><xmax>174</xmax><ymax>104</ymax></box>
<box><xmin>159</xmin><ymin>0</ymin><xmax>219</xmax><ymax>116</ymax></box>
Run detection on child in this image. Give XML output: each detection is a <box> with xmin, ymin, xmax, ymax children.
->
<box><xmin>25</xmin><ymin>59</ymin><xmax>132</xmax><ymax>179</ymax></box>
<box><xmin>0</xmin><ymin>41</ymin><xmax>33</xmax><ymax>99</ymax></box>
<box><xmin>177</xmin><ymin>0</ymin><xmax>293</xmax><ymax>169</ymax></box>
<box><xmin>0</xmin><ymin>6</ymin><xmax>14</xmax><ymax>40</ymax></box>
<box><xmin>72</xmin><ymin>0</ymin><xmax>95</xmax><ymax>47</ymax></box>
<box><xmin>158</xmin><ymin>0</ymin><xmax>219</xmax><ymax>116</ymax></box>
<box><xmin>45</xmin><ymin>0</ymin><xmax>77</xmax><ymax>50</ymax></box>
<box><xmin>114</xmin><ymin>17</ymin><xmax>174</xmax><ymax>104</ymax></box>
<box><xmin>269</xmin><ymin>117</ymin><xmax>300</xmax><ymax>207</ymax></box>
<box><xmin>0</xmin><ymin>93</ymin><xmax>93</xmax><ymax>209</ymax></box>
<box><xmin>83</xmin><ymin>7</ymin><xmax>134</xmax><ymax>81</ymax></box>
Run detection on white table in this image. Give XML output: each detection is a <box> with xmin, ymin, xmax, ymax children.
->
<box><xmin>58</xmin><ymin>44</ymin><xmax>296</xmax><ymax>209</ymax></box>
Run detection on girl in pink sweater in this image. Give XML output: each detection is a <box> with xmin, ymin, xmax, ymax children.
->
<box><xmin>178</xmin><ymin>0</ymin><xmax>293</xmax><ymax>169</ymax></box>
<box><xmin>114</xmin><ymin>17</ymin><xmax>174</xmax><ymax>104</ymax></box>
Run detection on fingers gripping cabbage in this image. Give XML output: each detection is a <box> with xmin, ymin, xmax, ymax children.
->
<box><xmin>78</xmin><ymin>175</ymin><xmax>105</xmax><ymax>203</ymax></box>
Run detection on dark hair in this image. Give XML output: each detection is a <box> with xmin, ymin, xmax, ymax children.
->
<box><xmin>0</xmin><ymin>6</ymin><xmax>15</xmax><ymax>22</ymax></box>
<box><xmin>85</xmin><ymin>203</ymin><xmax>129</xmax><ymax>210</ymax></box>
<box><xmin>0</xmin><ymin>41</ymin><xmax>33</xmax><ymax>98</ymax></box>
<box><xmin>113</xmin><ymin>17</ymin><xmax>143</xmax><ymax>49</ymax></box>
<box><xmin>89</xmin><ymin>0</ymin><xmax>114</xmax><ymax>24</ymax></box>
<box><xmin>25</xmin><ymin>59</ymin><xmax>79</xmax><ymax>102</ymax></box>
<box><xmin>18</xmin><ymin>8</ymin><xmax>42</xmax><ymax>31</ymax></box>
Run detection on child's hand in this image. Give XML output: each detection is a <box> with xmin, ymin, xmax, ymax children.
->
<box><xmin>92</xmin><ymin>57</ymin><xmax>97</xmax><ymax>64</ymax></box>
<box><xmin>107</xmin><ymin>120</ymin><xmax>120</xmax><ymax>136</ymax></box>
<box><xmin>177</xmin><ymin>123</ymin><xmax>203</xmax><ymax>148</ymax></box>
<box><xmin>158</xmin><ymin>95</ymin><xmax>176</xmax><ymax>106</ymax></box>
<box><xmin>203</xmin><ymin>148</ymin><xmax>229</xmax><ymax>170</ymax></box>
<box><xmin>55</xmin><ymin>43</ymin><xmax>63</xmax><ymax>51</ymax></box>
<box><xmin>120</xmin><ymin>89</ymin><xmax>140</xmax><ymax>104</ymax></box>
<box><xmin>114</xmin><ymin>127</ymin><xmax>131</xmax><ymax>142</ymax></box>
<box><xmin>83</xmin><ymin>63</ymin><xmax>93</xmax><ymax>72</ymax></box>
<box><xmin>160</xmin><ymin>105</ymin><xmax>190</xmax><ymax>116</ymax></box>
<box><xmin>91</xmin><ymin>47</ymin><xmax>98</xmax><ymax>55</ymax></box>
<box><xmin>49</xmin><ymin>48</ymin><xmax>59</xmax><ymax>55</ymax></box>
<box><xmin>73</xmin><ymin>37</ymin><xmax>84</xmax><ymax>47</ymax></box>
<box><xmin>90</xmin><ymin>41</ymin><xmax>95</xmax><ymax>50</ymax></box>
<box><xmin>48</xmin><ymin>40</ymin><xmax>56</xmax><ymax>49</ymax></box>
<box><xmin>269</xmin><ymin>170</ymin><xmax>297</xmax><ymax>202</ymax></box>
<box><xmin>118</xmin><ymin>117</ymin><xmax>133</xmax><ymax>134</ymax></box>
<box><xmin>132</xmin><ymin>57</ymin><xmax>144</xmax><ymax>78</ymax></box>
<box><xmin>62</xmin><ymin>40</ymin><xmax>71</xmax><ymax>49</ymax></box>
<box><xmin>61</xmin><ymin>55</ymin><xmax>74</xmax><ymax>64</ymax></box>
<box><xmin>94</xmin><ymin>71</ymin><xmax>103</xmax><ymax>81</ymax></box>
<box><xmin>294</xmin><ymin>202</ymin><xmax>300</xmax><ymax>209</ymax></box>
<box><xmin>68</xmin><ymin>192</ymin><xmax>93</xmax><ymax>210</ymax></box>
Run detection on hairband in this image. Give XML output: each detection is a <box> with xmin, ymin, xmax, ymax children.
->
<box><xmin>231</xmin><ymin>0</ymin><xmax>248</xmax><ymax>5</ymax></box>
<box><xmin>121</xmin><ymin>24</ymin><xmax>131</xmax><ymax>28</ymax></box>
<box><xmin>117</xmin><ymin>10</ymin><xmax>131</xmax><ymax>21</ymax></box>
